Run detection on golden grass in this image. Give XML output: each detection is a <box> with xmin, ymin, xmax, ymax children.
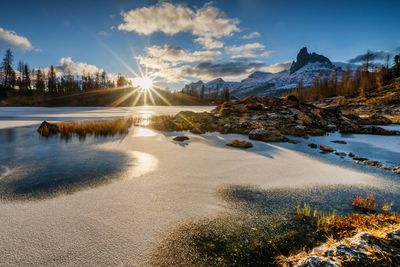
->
<box><xmin>384</xmin><ymin>115</ymin><xmax>400</xmax><ymax>123</ymax></box>
<box><xmin>324</xmin><ymin>213</ymin><xmax>400</xmax><ymax>238</ymax></box>
<box><xmin>296</xmin><ymin>195</ymin><xmax>398</xmax><ymax>239</ymax></box>
<box><xmin>58</xmin><ymin>117</ymin><xmax>137</xmax><ymax>138</ymax></box>
<box><xmin>352</xmin><ymin>193</ymin><xmax>376</xmax><ymax>212</ymax></box>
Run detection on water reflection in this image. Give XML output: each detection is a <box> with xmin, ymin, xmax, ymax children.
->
<box><xmin>131</xmin><ymin>127</ymin><xmax>157</xmax><ymax>137</ymax></box>
<box><xmin>0</xmin><ymin>125</ymin><xmax>156</xmax><ymax>200</ymax></box>
<box><xmin>137</xmin><ymin>109</ymin><xmax>154</xmax><ymax>126</ymax></box>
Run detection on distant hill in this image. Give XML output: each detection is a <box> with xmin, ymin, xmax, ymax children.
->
<box><xmin>0</xmin><ymin>87</ymin><xmax>208</xmax><ymax>107</ymax></box>
<box><xmin>182</xmin><ymin>47</ymin><xmax>359</xmax><ymax>98</ymax></box>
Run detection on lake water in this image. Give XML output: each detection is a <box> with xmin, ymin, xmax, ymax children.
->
<box><xmin>0</xmin><ymin>107</ymin><xmax>399</xmax><ymax>200</ymax></box>
<box><xmin>280</xmin><ymin>125</ymin><xmax>400</xmax><ymax>172</ymax></box>
<box><xmin>0</xmin><ymin>106</ymin><xmax>213</xmax><ymax>200</ymax></box>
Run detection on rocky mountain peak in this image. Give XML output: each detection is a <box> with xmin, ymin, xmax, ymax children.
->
<box><xmin>290</xmin><ymin>47</ymin><xmax>333</xmax><ymax>74</ymax></box>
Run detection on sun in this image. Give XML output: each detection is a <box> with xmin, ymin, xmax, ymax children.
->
<box><xmin>133</xmin><ymin>76</ymin><xmax>153</xmax><ymax>91</ymax></box>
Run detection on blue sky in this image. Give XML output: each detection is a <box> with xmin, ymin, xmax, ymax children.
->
<box><xmin>0</xmin><ymin>0</ymin><xmax>399</xmax><ymax>89</ymax></box>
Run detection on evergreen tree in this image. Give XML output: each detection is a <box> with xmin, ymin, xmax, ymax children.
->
<box><xmin>1</xmin><ymin>49</ymin><xmax>15</xmax><ymax>88</ymax></box>
<box><xmin>22</xmin><ymin>63</ymin><xmax>31</xmax><ymax>91</ymax></box>
<box><xmin>48</xmin><ymin>65</ymin><xmax>57</xmax><ymax>93</ymax></box>
<box><xmin>394</xmin><ymin>55</ymin><xmax>400</xmax><ymax>78</ymax></box>
<box><xmin>35</xmin><ymin>69</ymin><xmax>45</xmax><ymax>92</ymax></box>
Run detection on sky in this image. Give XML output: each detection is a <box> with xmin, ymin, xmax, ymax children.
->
<box><xmin>0</xmin><ymin>0</ymin><xmax>399</xmax><ymax>90</ymax></box>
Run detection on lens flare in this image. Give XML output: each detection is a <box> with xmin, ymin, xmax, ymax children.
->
<box><xmin>133</xmin><ymin>76</ymin><xmax>153</xmax><ymax>91</ymax></box>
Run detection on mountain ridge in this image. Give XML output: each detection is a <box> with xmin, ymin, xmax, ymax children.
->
<box><xmin>182</xmin><ymin>47</ymin><xmax>357</xmax><ymax>97</ymax></box>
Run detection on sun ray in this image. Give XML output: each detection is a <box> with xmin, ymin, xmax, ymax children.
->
<box><xmin>100</xmin><ymin>42</ymin><xmax>141</xmax><ymax>77</ymax></box>
<box><xmin>131</xmin><ymin>90</ymin><xmax>144</xmax><ymax>107</ymax></box>
<box><xmin>110</xmin><ymin>88</ymin><xmax>138</xmax><ymax>107</ymax></box>
<box><xmin>147</xmin><ymin>88</ymin><xmax>156</xmax><ymax>106</ymax></box>
<box><xmin>150</xmin><ymin>86</ymin><xmax>172</xmax><ymax>106</ymax></box>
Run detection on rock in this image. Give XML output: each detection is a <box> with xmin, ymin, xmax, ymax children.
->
<box><xmin>190</xmin><ymin>128</ymin><xmax>205</xmax><ymax>134</ymax></box>
<box><xmin>352</xmin><ymin>156</ymin><xmax>368</xmax><ymax>162</ymax></box>
<box><xmin>335</xmin><ymin>152</ymin><xmax>347</xmax><ymax>157</ymax></box>
<box><xmin>290</xmin><ymin>47</ymin><xmax>333</xmax><ymax>74</ymax></box>
<box><xmin>348</xmin><ymin>152</ymin><xmax>355</xmax><ymax>158</ymax></box>
<box><xmin>360</xmin><ymin>114</ymin><xmax>392</xmax><ymax>125</ymax></box>
<box><xmin>248</xmin><ymin>128</ymin><xmax>288</xmax><ymax>142</ymax></box>
<box><xmin>331</xmin><ymin>140</ymin><xmax>347</xmax><ymax>144</ymax></box>
<box><xmin>393</xmin><ymin>168</ymin><xmax>400</xmax><ymax>174</ymax></box>
<box><xmin>245</xmin><ymin>102</ymin><xmax>264</xmax><ymax>111</ymax></box>
<box><xmin>226</xmin><ymin>139</ymin><xmax>253</xmax><ymax>149</ymax></box>
<box><xmin>173</xmin><ymin>136</ymin><xmax>189</xmax><ymax>142</ymax></box>
<box><xmin>286</xmin><ymin>94</ymin><xmax>299</xmax><ymax>104</ymax></box>
<box><xmin>288</xmin><ymin>228</ymin><xmax>400</xmax><ymax>267</ymax></box>
<box><xmin>364</xmin><ymin>160</ymin><xmax>383</xmax><ymax>167</ymax></box>
<box><xmin>319</xmin><ymin>145</ymin><xmax>335</xmax><ymax>153</ymax></box>
<box><xmin>340</xmin><ymin>125</ymin><xmax>400</xmax><ymax>135</ymax></box>
<box><xmin>37</xmin><ymin>121</ymin><xmax>59</xmax><ymax>137</ymax></box>
<box><xmin>308</xmin><ymin>143</ymin><xmax>318</xmax><ymax>149</ymax></box>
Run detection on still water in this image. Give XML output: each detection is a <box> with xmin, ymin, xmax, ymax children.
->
<box><xmin>0</xmin><ymin>106</ymin><xmax>213</xmax><ymax>200</ymax></box>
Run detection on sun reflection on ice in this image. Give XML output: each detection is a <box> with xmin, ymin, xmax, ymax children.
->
<box><xmin>126</xmin><ymin>151</ymin><xmax>159</xmax><ymax>179</ymax></box>
<box><xmin>131</xmin><ymin>127</ymin><xmax>157</xmax><ymax>137</ymax></box>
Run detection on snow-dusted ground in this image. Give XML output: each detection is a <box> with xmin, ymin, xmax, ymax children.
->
<box><xmin>0</xmin><ymin>107</ymin><xmax>398</xmax><ymax>266</ymax></box>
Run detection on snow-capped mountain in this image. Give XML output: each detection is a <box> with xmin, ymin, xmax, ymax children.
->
<box><xmin>182</xmin><ymin>47</ymin><xmax>359</xmax><ymax>97</ymax></box>
<box><xmin>182</xmin><ymin>78</ymin><xmax>239</xmax><ymax>95</ymax></box>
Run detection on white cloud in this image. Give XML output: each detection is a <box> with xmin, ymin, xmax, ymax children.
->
<box><xmin>242</xmin><ymin>31</ymin><xmax>261</xmax><ymax>39</ymax></box>
<box><xmin>139</xmin><ymin>45</ymin><xmax>221</xmax><ymax>63</ymax></box>
<box><xmin>0</xmin><ymin>27</ymin><xmax>34</xmax><ymax>51</ymax></box>
<box><xmin>226</xmin><ymin>42</ymin><xmax>270</xmax><ymax>59</ymax></box>
<box><xmin>118</xmin><ymin>2</ymin><xmax>239</xmax><ymax>48</ymax></box>
<box><xmin>260</xmin><ymin>61</ymin><xmax>291</xmax><ymax>73</ymax></box>
<box><xmin>182</xmin><ymin>61</ymin><xmax>265</xmax><ymax>81</ymax></box>
<box><xmin>194</xmin><ymin>36</ymin><xmax>223</xmax><ymax>49</ymax></box>
<box><xmin>136</xmin><ymin>45</ymin><xmax>222</xmax><ymax>83</ymax></box>
<box><xmin>54</xmin><ymin>57</ymin><xmax>104</xmax><ymax>76</ymax></box>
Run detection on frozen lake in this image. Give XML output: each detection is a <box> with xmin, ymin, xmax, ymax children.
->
<box><xmin>0</xmin><ymin>106</ymin><xmax>398</xmax><ymax>266</ymax></box>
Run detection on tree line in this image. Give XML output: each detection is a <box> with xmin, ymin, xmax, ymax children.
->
<box><xmin>0</xmin><ymin>49</ymin><xmax>131</xmax><ymax>98</ymax></box>
<box><xmin>288</xmin><ymin>50</ymin><xmax>400</xmax><ymax>102</ymax></box>
<box><xmin>181</xmin><ymin>84</ymin><xmax>231</xmax><ymax>101</ymax></box>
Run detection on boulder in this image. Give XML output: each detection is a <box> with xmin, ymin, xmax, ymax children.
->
<box><xmin>331</xmin><ymin>140</ymin><xmax>347</xmax><ymax>144</ymax></box>
<box><xmin>308</xmin><ymin>143</ymin><xmax>318</xmax><ymax>149</ymax></box>
<box><xmin>173</xmin><ymin>136</ymin><xmax>189</xmax><ymax>142</ymax></box>
<box><xmin>226</xmin><ymin>139</ymin><xmax>253</xmax><ymax>149</ymax></box>
<box><xmin>319</xmin><ymin>145</ymin><xmax>335</xmax><ymax>153</ymax></box>
<box><xmin>364</xmin><ymin>160</ymin><xmax>383</xmax><ymax>168</ymax></box>
<box><xmin>248</xmin><ymin>128</ymin><xmax>288</xmax><ymax>142</ymax></box>
<box><xmin>190</xmin><ymin>128</ymin><xmax>205</xmax><ymax>134</ymax></box>
<box><xmin>352</xmin><ymin>156</ymin><xmax>368</xmax><ymax>162</ymax></box>
<box><xmin>37</xmin><ymin>121</ymin><xmax>59</xmax><ymax>137</ymax></box>
<box><xmin>335</xmin><ymin>152</ymin><xmax>347</xmax><ymax>157</ymax></box>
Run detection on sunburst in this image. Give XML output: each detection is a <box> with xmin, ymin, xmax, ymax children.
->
<box><xmin>133</xmin><ymin>76</ymin><xmax>153</xmax><ymax>91</ymax></box>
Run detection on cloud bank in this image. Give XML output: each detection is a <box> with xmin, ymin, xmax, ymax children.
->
<box><xmin>54</xmin><ymin>57</ymin><xmax>104</xmax><ymax>76</ymax></box>
<box><xmin>0</xmin><ymin>27</ymin><xmax>33</xmax><ymax>51</ymax></box>
<box><xmin>118</xmin><ymin>2</ymin><xmax>239</xmax><ymax>49</ymax></box>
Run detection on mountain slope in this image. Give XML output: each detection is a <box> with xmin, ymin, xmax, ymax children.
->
<box><xmin>183</xmin><ymin>47</ymin><xmax>356</xmax><ymax>97</ymax></box>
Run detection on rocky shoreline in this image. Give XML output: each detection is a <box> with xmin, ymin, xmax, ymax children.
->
<box><xmin>150</xmin><ymin>95</ymin><xmax>397</xmax><ymax>140</ymax></box>
<box><xmin>286</xmin><ymin>227</ymin><xmax>400</xmax><ymax>266</ymax></box>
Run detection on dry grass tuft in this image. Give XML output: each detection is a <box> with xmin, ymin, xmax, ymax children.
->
<box><xmin>58</xmin><ymin>117</ymin><xmax>137</xmax><ymax>138</ymax></box>
<box><xmin>323</xmin><ymin>212</ymin><xmax>400</xmax><ymax>238</ymax></box>
<box><xmin>384</xmin><ymin>115</ymin><xmax>400</xmax><ymax>123</ymax></box>
<box><xmin>352</xmin><ymin>193</ymin><xmax>376</xmax><ymax>212</ymax></box>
